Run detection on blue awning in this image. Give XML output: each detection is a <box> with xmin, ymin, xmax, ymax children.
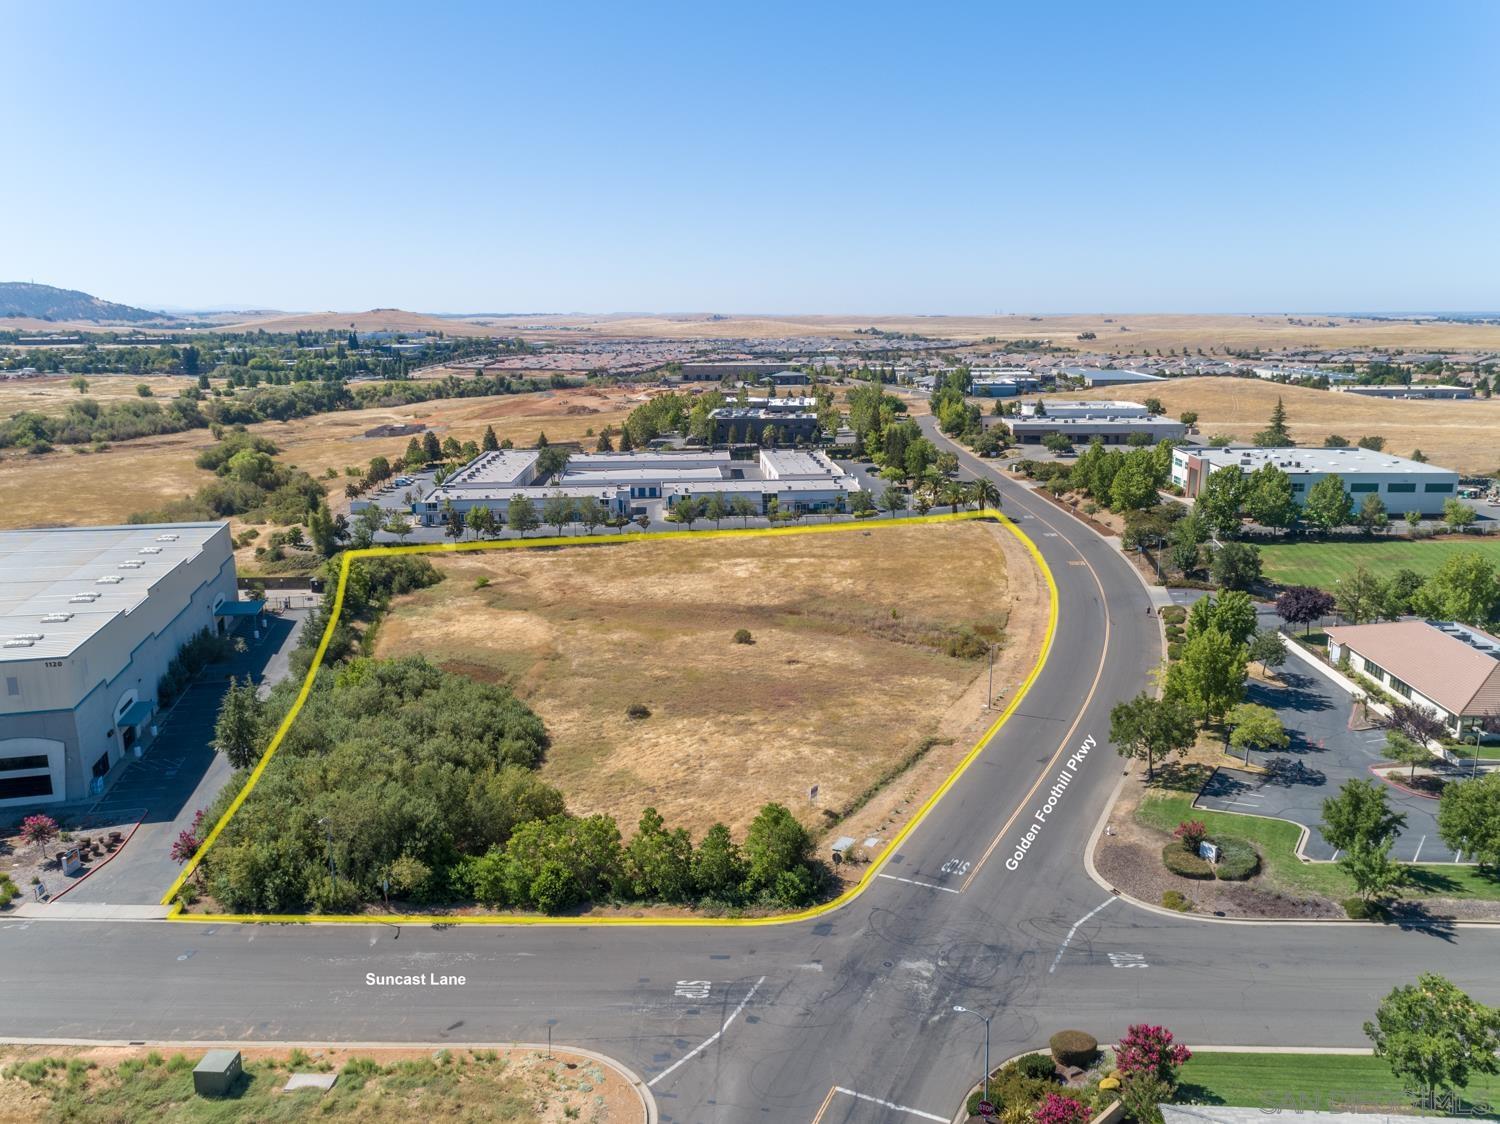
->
<box><xmin>215</xmin><ymin>599</ymin><xmax>265</xmax><ymax>617</ymax></box>
<box><xmin>118</xmin><ymin>699</ymin><xmax>154</xmax><ymax>729</ymax></box>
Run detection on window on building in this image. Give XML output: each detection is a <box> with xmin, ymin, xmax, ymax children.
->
<box><xmin>1388</xmin><ymin>677</ymin><xmax>1412</xmax><ymax>698</ymax></box>
<box><xmin>1349</xmin><ymin>482</ymin><xmax>1379</xmax><ymax>493</ymax></box>
<box><xmin>5</xmin><ymin>677</ymin><xmax>17</xmax><ymax>697</ymax></box>
<box><xmin>0</xmin><ymin>774</ymin><xmax>52</xmax><ymax>800</ymax></box>
<box><xmin>91</xmin><ymin>751</ymin><xmax>111</xmax><ymax>779</ymax></box>
<box><xmin>0</xmin><ymin>754</ymin><xmax>50</xmax><ymax>773</ymax></box>
<box><xmin>1424</xmin><ymin>482</ymin><xmax>1455</xmax><ymax>493</ymax></box>
<box><xmin>1363</xmin><ymin>659</ymin><xmax>1387</xmax><ymax>681</ymax></box>
<box><xmin>1291</xmin><ymin>483</ymin><xmax>1306</xmax><ymax>492</ymax></box>
<box><xmin>1386</xmin><ymin>482</ymin><xmax>1417</xmax><ymax>493</ymax></box>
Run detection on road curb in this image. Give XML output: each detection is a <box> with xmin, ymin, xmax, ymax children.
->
<box><xmin>0</xmin><ymin>1037</ymin><xmax>657</xmax><ymax>1123</ymax></box>
<box><xmin>43</xmin><ymin>813</ymin><xmax>148</xmax><ymax>904</ymax></box>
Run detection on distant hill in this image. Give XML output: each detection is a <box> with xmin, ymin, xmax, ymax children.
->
<box><xmin>0</xmin><ymin>282</ymin><xmax>164</xmax><ymax>323</ymax></box>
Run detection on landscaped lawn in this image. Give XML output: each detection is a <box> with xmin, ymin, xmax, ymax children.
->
<box><xmin>1137</xmin><ymin>792</ymin><xmax>1500</xmax><ymax>902</ymax></box>
<box><xmin>1178</xmin><ymin>1052</ymin><xmax>1500</xmax><ymax>1117</ymax></box>
<box><xmin>1257</xmin><ymin>536</ymin><xmax>1500</xmax><ymax>590</ymax></box>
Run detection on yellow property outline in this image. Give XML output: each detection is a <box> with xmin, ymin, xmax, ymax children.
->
<box><xmin>163</xmin><ymin>508</ymin><xmax>1058</xmax><ymax>925</ymax></box>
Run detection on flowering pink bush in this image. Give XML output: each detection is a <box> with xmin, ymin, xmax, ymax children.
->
<box><xmin>1116</xmin><ymin>1023</ymin><xmax>1192</xmax><ymax>1083</ymax></box>
<box><xmin>1035</xmin><ymin>1093</ymin><xmax>1093</xmax><ymax>1124</ymax></box>
<box><xmin>170</xmin><ymin>830</ymin><xmax>201</xmax><ymax>866</ymax></box>
<box><xmin>20</xmin><ymin>814</ymin><xmax>59</xmax><ymax>852</ymax></box>
<box><xmin>1173</xmin><ymin>820</ymin><xmax>1207</xmax><ymax>852</ymax></box>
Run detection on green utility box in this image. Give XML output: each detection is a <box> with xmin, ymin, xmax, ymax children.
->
<box><xmin>193</xmin><ymin>1049</ymin><xmax>243</xmax><ymax>1096</ymax></box>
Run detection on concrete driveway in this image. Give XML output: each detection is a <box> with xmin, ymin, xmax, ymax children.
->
<box><xmin>1194</xmin><ymin>663</ymin><xmax>1462</xmax><ymax>863</ymax></box>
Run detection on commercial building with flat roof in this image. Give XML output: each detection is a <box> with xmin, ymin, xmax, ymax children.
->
<box><xmin>0</xmin><ymin>523</ymin><xmax>239</xmax><ymax>807</ymax></box>
<box><xmin>1327</xmin><ymin>620</ymin><xmax>1500</xmax><ymax>738</ymax></box>
<box><xmin>1171</xmin><ymin>446</ymin><xmax>1460</xmax><ymax>515</ymax></box>
<box><xmin>710</xmin><ymin>407</ymin><xmax>819</xmax><ymax>443</ymax></box>
<box><xmin>1059</xmin><ymin>366</ymin><xmax>1167</xmax><ymax>387</ymax></box>
<box><xmin>1019</xmin><ymin>400</ymin><xmax>1151</xmax><ymax>418</ymax></box>
<box><xmin>1333</xmin><ymin>384</ymin><xmax>1474</xmax><ymax>400</ymax></box>
<box><xmin>1011</xmin><ymin>414</ymin><xmax>1186</xmax><ymax>445</ymax></box>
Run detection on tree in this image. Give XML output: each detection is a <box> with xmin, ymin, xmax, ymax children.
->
<box><xmin>1384</xmin><ymin>701</ymin><xmax>1448</xmax><ymax>746</ymax></box>
<box><xmin>1411</xmin><ymin>449</ymin><xmax>1428</xmax><ymax>463</ymax></box>
<box><xmin>692</xmin><ymin>822</ymin><xmax>747</xmax><ymax>900</ymax></box>
<box><xmin>972</xmin><ymin>477</ymin><xmax>1000</xmax><ymax>511</ymax></box>
<box><xmin>1179</xmin><ymin>410</ymin><xmax>1199</xmax><ymax>427</ymax></box>
<box><xmin>1109</xmin><ymin>693</ymin><xmax>1196</xmax><ymax>781</ymax></box>
<box><xmin>1405</xmin><ymin>508</ymin><xmax>1423</xmax><ymax>529</ymax></box>
<box><xmin>1143</xmin><ymin>397</ymin><xmax>1165</xmax><ymax>415</ymax></box>
<box><xmin>742</xmin><ymin>803</ymin><xmax>812</xmax><ymax>895</ymax></box>
<box><xmin>1187</xmin><ymin>591</ymin><xmax>1257</xmax><ymax>647</ymax></box>
<box><xmin>672</xmin><ymin>496</ymin><xmax>702</xmax><ymax>528</ymax></box>
<box><xmin>1253</xmin><ymin>396</ymin><xmax>1293</xmax><ymax>446</ymax></box>
<box><xmin>1321</xmin><ymin>778</ymin><xmax>1407</xmax><ymax>852</ymax></box>
<box><xmin>507</xmin><ymin>496</ymin><xmax>539</xmax><ymax>537</ymax></box>
<box><xmin>1357</xmin><ymin>435</ymin><xmax>1386</xmax><ymax>451</ymax></box>
<box><xmin>1247</xmin><ymin>628</ymin><xmax>1287</xmax><ymax>676</ymax></box>
<box><xmin>1323</xmin><ymin>433</ymin><xmax>1350</xmax><ymax>448</ymax></box>
<box><xmin>595</xmin><ymin>430</ymin><xmax>614</xmax><ymax>452</ymax></box>
<box><xmin>1227</xmin><ymin>702</ymin><xmax>1288</xmax><ymax>764</ymax></box>
<box><xmin>1042</xmin><ymin>432</ymin><xmax>1073</xmax><ymax>455</ymax></box>
<box><xmin>1336</xmin><ymin>565</ymin><xmax>1385</xmax><ymax>624</ymax></box>
<box><xmin>1168</xmin><ymin>627</ymin><xmax>1249</xmax><ymax>724</ymax></box>
<box><xmin>849</xmin><ymin>490</ymin><xmax>876</xmax><ymax>516</ymax></box>
<box><xmin>70</xmin><ymin>375</ymin><xmax>89</xmax><ymax>394</ymax></box>
<box><xmin>1276</xmin><ymin>586</ymin><xmax>1335</xmax><ymax>634</ymax></box>
<box><xmin>1195</xmin><ymin>467</ymin><xmax>1246</xmax><ymax>537</ymax></box>
<box><xmin>403</xmin><ymin>436</ymin><xmax>424</xmax><ymax>468</ymax></box>
<box><xmin>1116</xmin><ymin>1023</ymin><xmax>1191</xmax><ymax>1122</ymax></box>
<box><xmin>367</xmin><ymin>455</ymin><xmax>392</xmax><ymax>484</ymax></box>
<box><xmin>1210</xmin><ymin>542</ymin><xmax>1262</xmax><ymax>591</ymax></box>
<box><xmin>1437</xmin><ymin>773</ymin><xmax>1500</xmax><ymax>871</ymax></box>
<box><xmin>481</xmin><ymin>425</ymin><xmax>499</xmax><ymax>452</ymax></box>
<box><xmin>1357</xmin><ymin>493</ymin><xmax>1389</xmax><ymax>535</ymax></box>
<box><xmin>730</xmin><ymin>495</ymin><xmax>757</xmax><ymax>525</ymax></box>
<box><xmin>307</xmin><ymin>503</ymin><xmax>338</xmax><ymax>557</ymax></box>
<box><xmin>1243</xmin><ymin>463</ymin><xmax>1297</xmax><ymax>533</ymax></box>
<box><xmin>1412</xmin><ymin>551</ymin><xmax>1499</xmax><ymax>625</ymax></box>
<box><xmin>879</xmin><ymin>486</ymin><xmax>908</xmax><ymax>518</ymax></box>
<box><xmin>1380</xmin><ymin>568</ymin><xmax>1426</xmax><ymax>619</ymax></box>
<box><xmin>541</xmin><ymin>493</ymin><xmax>575</xmax><ymax>535</ymax></box>
<box><xmin>625</xmin><ymin>807</ymin><xmax>694</xmax><ymax>902</ymax></box>
<box><xmin>1444</xmin><ymin>498</ymin><xmax>1478</xmax><ymax>533</ymax></box>
<box><xmin>704</xmin><ymin>493</ymin><xmax>729</xmax><ymax>528</ymax></box>
<box><xmin>1384</xmin><ymin>730</ymin><xmax>1433</xmax><ymax>780</ymax></box>
<box><xmin>170</xmin><ymin>828</ymin><xmax>201</xmax><ymax>867</ymax></box>
<box><xmin>1365</xmin><ymin>974</ymin><xmax>1500</xmax><ymax>1104</ymax></box>
<box><xmin>20</xmin><ymin>814</ymin><xmax>58</xmax><ymax>858</ymax></box>
<box><xmin>383</xmin><ymin>512</ymin><xmax>412</xmax><ymax>543</ymax></box>
<box><xmin>1109</xmin><ymin>452</ymin><xmax>1159</xmax><ymax>512</ymax></box>
<box><xmin>213</xmin><ymin>676</ymin><xmax>265</xmax><ymax>770</ymax></box>
<box><xmin>465</xmin><ymin>504</ymin><xmax>489</xmax><ymax>540</ymax></box>
<box><xmin>422</xmin><ymin>430</ymin><xmax>442</xmax><ymax>463</ymax></box>
<box><xmin>579</xmin><ymin>498</ymin><xmax>607</xmax><ymax>535</ymax></box>
<box><xmin>1303</xmin><ymin>474</ymin><xmax>1354</xmax><ymax>532</ymax></box>
<box><xmin>1340</xmin><ymin>837</ymin><xmax>1407</xmax><ymax>904</ymax></box>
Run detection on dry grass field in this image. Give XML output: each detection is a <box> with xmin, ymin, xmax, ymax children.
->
<box><xmin>1039</xmin><ymin>377</ymin><xmax>1500</xmax><ymax>473</ymax></box>
<box><xmin>375</xmin><ymin>522</ymin><xmax>1028</xmax><ymax>840</ymax></box>
<box><xmin>0</xmin><ymin>385</ymin><xmax>645</xmax><ymax>531</ymax></box>
<box><xmin>0</xmin><ymin>373</ymin><xmax>195</xmax><ymax>415</ymax></box>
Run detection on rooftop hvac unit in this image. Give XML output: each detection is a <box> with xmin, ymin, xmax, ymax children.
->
<box><xmin>155</xmin><ymin>533</ymin><xmax>179</xmax><ymax>542</ymax></box>
<box><xmin>3</xmin><ymin>639</ymin><xmax>34</xmax><ymax>648</ymax></box>
<box><xmin>118</xmin><ymin>560</ymin><xmax>145</xmax><ymax>569</ymax></box>
<box><xmin>41</xmin><ymin>612</ymin><xmax>73</xmax><ymax>623</ymax></box>
<box><xmin>69</xmin><ymin>592</ymin><xmax>101</xmax><ymax>603</ymax></box>
<box><xmin>138</xmin><ymin>546</ymin><xmax>162</xmax><ymax>554</ymax></box>
<box><xmin>95</xmin><ymin>575</ymin><xmax>123</xmax><ymax>585</ymax></box>
<box><xmin>11</xmin><ymin>633</ymin><xmax>44</xmax><ymax>641</ymax></box>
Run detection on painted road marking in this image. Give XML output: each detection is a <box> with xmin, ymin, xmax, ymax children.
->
<box><xmin>1049</xmin><ymin>897</ymin><xmax>1116</xmax><ymax>974</ymax></box>
<box><xmin>812</xmin><ymin>1085</ymin><xmax>947</xmax><ymax>1123</ymax></box>
<box><xmin>646</xmin><ymin>975</ymin><xmax>765</xmax><ymax>1089</ymax></box>
<box><xmin>877</xmin><ymin>873</ymin><xmax>961</xmax><ymax>895</ymax></box>
<box><xmin>674</xmin><ymin>980</ymin><xmax>712</xmax><ymax>1000</ymax></box>
<box><xmin>939</xmin><ymin>858</ymin><xmax>972</xmax><ymax>876</ymax></box>
<box><xmin>1108</xmin><ymin>952</ymin><xmax>1148</xmax><ymax>969</ymax></box>
<box><xmin>1220</xmin><ymin>799</ymin><xmax>1264</xmax><ymax>808</ymax></box>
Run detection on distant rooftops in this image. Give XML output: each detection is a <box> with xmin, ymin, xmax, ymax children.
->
<box><xmin>0</xmin><ymin>523</ymin><xmax>226</xmax><ymax>662</ymax></box>
<box><xmin>442</xmin><ymin>449</ymin><xmax>540</xmax><ymax>488</ymax></box>
<box><xmin>1184</xmin><ymin>446</ymin><xmax>1455</xmax><ymax>475</ymax></box>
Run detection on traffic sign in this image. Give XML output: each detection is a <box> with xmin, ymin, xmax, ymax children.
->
<box><xmin>977</xmin><ymin>1100</ymin><xmax>996</xmax><ymax>1118</ymax></box>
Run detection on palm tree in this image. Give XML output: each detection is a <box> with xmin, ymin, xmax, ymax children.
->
<box><xmin>973</xmin><ymin>478</ymin><xmax>1001</xmax><ymax>512</ymax></box>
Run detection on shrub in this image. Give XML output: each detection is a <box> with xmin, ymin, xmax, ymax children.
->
<box><xmin>1035</xmin><ymin>1092</ymin><xmax>1093</xmax><ymax>1124</ymax></box>
<box><xmin>1172</xmin><ymin>820</ymin><xmax>1207</xmax><ymax>852</ymax></box>
<box><xmin>944</xmin><ymin>628</ymin><xmax>991</xmax><ymax>659</ymax></box>
<box><xmin>1161</xmin><ymin>844</ymin><xmax>1213</xmax><ymax>879</ymax></box>
<box><xmin>1016</xmin><ymin>1052</ymin><xmax>1059</xmax><ymax>1081</ymax></box>
<box><xmin>177</xmin><ymin>883</ymin><xmax>199</xmax><ymax>907</ymax></box>
<box><xmin>1212</xmin><ymin>838</ymin><xmax>1260</xmax><ymax>881</ymax></box>
<box><xmin>626</xmin><ymin>702</ymin><xmax>651</xmax><ymax>720</ymax></box>
<box><xmin>474</xmin><ymin>577</ymin><xmax>490</xmax><ymax>590</ymax></box>
<box><xmin>1049</xmin><ymin>1030</ymin><xmax>1099</xmax><ymax>1069</ymax></box>
<box><xmin>966</xmin><ymin>1063</ymin><xmax>1055</xmax><ymax>1118</ymax></box>
<box><xmin>1161</xmin><ymin>889</ymin><xmax>1192</xmax><ymax>912</ymax></box>
<box><xmin>733</xmin><ymin>628</ymin><xmax>754</xmax><ymax>645</ymax></box>
<box><xmin>1344</xmin><ymin>896</ymin><xmax>1376</xmax><ymax>920</ymax></box>
<box><xmin>1160</xmin><ymin>605</ymin><xmax>1187</xmax><ymax>625</ymax></box>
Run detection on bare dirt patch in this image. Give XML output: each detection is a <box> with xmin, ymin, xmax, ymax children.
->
<box><xmin>376</xmin><ymin>521</ymin><xmax>1048</xmax><ymax>845</ymax></box>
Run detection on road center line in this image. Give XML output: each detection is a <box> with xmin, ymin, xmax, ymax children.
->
<box><xmin>876</xmin><ymin>873</ymin><xmax>962</xmax><ymax>894</ymax></box>
<box><xmin>832</xmin><ymin>1086</ymin><xmax>947</xmax><ymax>1122</ymax></box>
<box><xmin>1413</xmin><ymin>834</ymin><xmax>1425</xmax><ymax>863</ymax></box>
<box><xmin>1049</xmin><ymin>897</ymin><xmax>1118</xmax><ymax>974</ymax></box>
<box><xmin>646</xmin><ymin>974</ymin><xmax>765</xmax><ymax>1088</ymax></box>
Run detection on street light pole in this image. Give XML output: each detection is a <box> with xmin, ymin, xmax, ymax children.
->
<box><xmin>986</xmin><ymin>644</ymin><xmax>995</xmax><ymax>709</ymax></box>
<box><xmin>954</xmin><ymin>1005</ymin><xmax>992</xmax><ymax>1106</ymax></box>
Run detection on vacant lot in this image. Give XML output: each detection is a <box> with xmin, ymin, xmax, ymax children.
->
<box><xmin>0</xmin><ymin>1043</ymin><xmax>639</xmax><ymax>1123</ymax></box>
<box><xmin>0</xmin><ymin>373</ymin><xmax>193</xmax><ymax>416</ymax></box>
<box><xmin>0</xmin><ymin>385</ymin><xmax>644</xmax><ymax>531</ymax></box>
<box><xmin>1257</xmin><ymin>536</ymin><xmax>1500</xmax><ymax>589</ymax></box>
<box><xmin>1043</xmin><ymin>377</ymin><xmax>1500</xmax><ymax>473</ymax></box>
<box><xmin>377</xmin><ymin>522</ymin><xmax>1025</xmax><ymax>839</ymax></box>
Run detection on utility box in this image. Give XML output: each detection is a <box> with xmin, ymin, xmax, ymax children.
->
<box><xmin>193</xmin><ymin>1050</ymin><xmax>243</xmax><ymax>1097</ymax></box>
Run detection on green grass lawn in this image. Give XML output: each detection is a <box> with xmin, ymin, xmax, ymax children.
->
<box><xmin>1138</xmin><ymin>792</ymin><xmax>1500</xmax><ymax>903</ymax></box>
<box><xmin>1257</xmin><ymin>536</ymin><xmax>1500</xmax><ymax>590</ymax></box>
<box><xmin>1178</xmin><ymin>1052</ymin><xmax>1500</xmax><ymax>1118</ymax></box>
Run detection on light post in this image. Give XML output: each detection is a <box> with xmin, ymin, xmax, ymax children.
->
<box><xmin>985</xmin><ymin>644</ymin><xmax>996</xmax><ymax>709</ymax></box>
<box><xmin>953</xmin><ymin>1005</ymin><xmax>992</xmax><ymax>1106</ymax></box>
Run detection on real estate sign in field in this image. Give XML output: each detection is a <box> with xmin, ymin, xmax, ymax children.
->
<box><xmin>376</xmin><ymin>521</ymin><xmax>1032</xmax><ymax>838</ymax></box>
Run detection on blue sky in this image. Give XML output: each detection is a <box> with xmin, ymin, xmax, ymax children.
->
<box><xmin>6</xmin><ymin>1</ymin><xmax>1498</xmax><ymax>314</ymax></box>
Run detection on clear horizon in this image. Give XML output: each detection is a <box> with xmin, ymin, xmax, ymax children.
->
<box><xmin>7</xmin><ymin>0</ymin><xmax>1499</xmax><ymax>314</ymax></box>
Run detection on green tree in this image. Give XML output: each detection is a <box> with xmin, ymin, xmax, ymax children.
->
<box><xmin>1384</xmin><ymin>730</ymin><xmax>1433</xmax><ymax>781</ymax></box>
<box><xmin>422</xmin><ymin>430</ymin><xmax>442</xmax><ymax>463</ymax></box>
<box><xmin>307</xmin><ymin>503</ymin><xmax>338</xmax><ymax>557</ymax></box>
<box><xmin>1357</xmin><ymin>493</ymin><xmax>1389</xmax><ymax>535</ymax></box>
<box><xmin>625</xmin><ymin>808</ymin><xmax>694</xmax><ymax>902</ymax></box>
<box><xmin>1042</xmin><ymin>432</ymin><xmax>1073</xmax><ymax>455</ymax></box>
<box><xmin>1253</xmin><ymin>396</ymin><xmax>1293</xmax><ymax>446</ymax></box>
<box><xmin>1226</xmin><ymin>702</ymin><xmax>1288</xmax><ymax>764</ymax></box>
<box><xmin>1336</xmin><ymin>565</ymin><xmax>1385</xmax><ymax>624</ymax></box>
<box><xmin>1302</xmin><ymin>474</ymin><xmax>1354</xmax><ymax>532</ymax></box>
<box><xmin>482</xmin><ymin>425</ymin><xmax>499</xmax><ymax>451</ymax></box>
<box><xmin>704</xmin><ymin>493</ymin><xmax>730</xmax><ymax>528</ymax></box>
<box><xmin>730</xmin><ymin>494</ymin><xmax>757</xmax><ymax>525</ymax></box>
<box><xmin>692</xmin><ymin>823</ymin><xmax>747</xmax><ymax>900</ymax></box>
<box><xmin>879</xmin><ymin>485</ymin><xmax>908</xmax><ymax>517</ymax></box>
<box><xmin>1210</xmin><ymin>542</ymin><xmax>1262</xmax><ymax>592</ymax></box>
<box><xmin>403</xmin><ymin>436</ymin><xmax>424</xmax><ymax>468</ymax></box>
<box><xmin>1243</xmin><ymin>463</ymin><xmax>1297</xmax><ymax>533</ymax></box>
<box><xmin>1412</xmin><ymin>551</ymin><xmax>1500</xmax><ymax>625</ymax></box>
<box><xmin>1437</xmin><ymin>773</ymin><xmax>1500</xmax><ymax>871</ymax></box>
<box><xmin>1321</xmin><ymin>778</ymin><xmax>1407</xmax><ymax>852</ymax></box>
<box><xmin>1247</xmin><ymin>627</ymin><xmax>1287</xmax><ymax>676</ymax></box>
<box><xmin>1168</xmin><ymin>627</ymin><xmax>1249</xmax><ymax>724</ymax></box>
<box><xmin>1109</xmin><ymin>693</ymin><xmax>1196</xmax><ymax>782</ymax></box>
<box><xmin>1195</xmin><ymin>467</ymin><xmax>1246</xmax><ymax>537</ymax></box>
<box><xmin>507</xmin><ymin>496</ymin><xmax>539</xmax><ymax>537</ymax></box>
<box><xmin>1109</xmin><ymin>450</ymin><xmax>1159</xmax><ymax>512</ymax></box>
<box><xmin>742</xmin><ymin>803</ymin><xmax>812</xmax><ymax>896</ymax></box>
<box><xmin>1187</xmin><ymin>591</ymin><xmax>1257</xmax><ymax>647</ymax></box>
<box><xmin>213</xmin><ymin>676</ymin><xmax>265</xmax><ymax>770</ymax></box>
<box><xmin>541</xmin><ymin>493</ymin><xmax>575</xmax><ymax>535</ymax></box>
<box><xmin>1340</xmin><ymin>837</ymin><xmax>1407</xmax><ymax>904</ymax></box>
<box><xmin>441</xmin><ymin>435</ymin><xmax>462</xmax><ymax>461</ymax></box>
<box><xmin>972</xmin><ymin>477</ymin><xmax>1001</xmax><ymax>511</ymax></box>
<box><xmin>1365</xmin><ymin>974</ymin><xmax>1500</xmax><ymax>1103</ymax></box>
<box><xmin>595</xmin><ymin>430</ymin><xmax>614</xmax><ymax>452</ymax></box>
<box><xmin>849</xmin><ymin>490</ymin><xmax>876</xmax><ymax>516</ymax></box>
<box><xmin>1444</xmin><ymin>497</ymin><xmax>1478</xmax><ymax>532</ymax></box>
<box><xmin>579</xmin><ymin>497</ymin><xmax>607</xmax><ymax>535</ymax></box>
<box><xmin>383</xmin><ymin>512</ymin><xmax>413</xmax><ymax>543</ymax></box>
<box><xmin>1380</xmin><ymin>568</ymin><xmax>1426</xmax><ymax>619</ymax></box>
<box><xmin>672</xmin><ymin>495</ymin><xmax>702</xmax><ymax>528</ymax></box>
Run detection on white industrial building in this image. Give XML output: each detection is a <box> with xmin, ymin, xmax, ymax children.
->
<box><xmin>1333</xmin><ymin>384</ymin><xmax>1474</xmax><ymax>400</ymax></box>
<box><xmin>0</xmin><ymin>523</ymin><xmax>239</xmax><ymax>808</ymax></box>
<box><xmin>1010</xmin><ymin>400</ymin><xmax>1184</xmax><ymax>445</ymax></box>
<box><xmin>1019</xmin><ymin>400</ymin><xmax>1151</xmax><ymax>419</ymax></box>
<box><xmin>1252</xmin><ymin>365</ymin><xmax>1354</xmax><ymax>384</ymax></box>
<box><xmin>1171</xmin><ymin>446</ymin><xmax>1461</xmax><ymax>514</ymax></box>
<box><xmin>1058</xmin><ymin>367</ymin><xmax>1166</xmax><ymax>388</ymax></box>
<box><xmin>415</xmin><ymin>448</ymin><xmax>862</xmax><ymax>525</ymax></box>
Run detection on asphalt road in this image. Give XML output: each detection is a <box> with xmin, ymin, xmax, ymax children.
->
<box><xmin>3</xmin><ymin>423</ymin><xmax>1497</xmax><ymax>1124</ymax></box>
